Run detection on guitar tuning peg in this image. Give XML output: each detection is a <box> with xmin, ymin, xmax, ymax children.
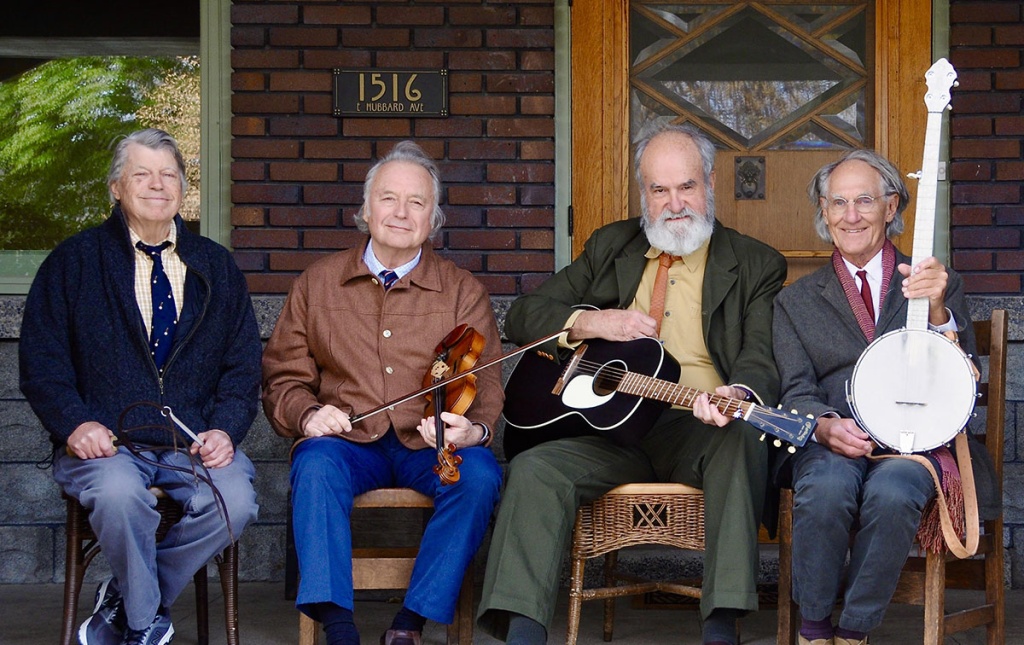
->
<box><xmin>788</xmin><ymin>446</ymin><xmax>797</xmax><ymax>454</ymax></box>
<box><xmin>806</xmin><ymin>414</ymin><xmax>814</xmax><ymax>419</ymax></box>
<box><xmin>907</xmin><ymin>171</ymin><xmax>922</xmax><ymax>179</ymax></box>
<box><xmin>790</xmin><ymin>409</ymin><xmax>798</xmax><ymax>415</ymax></box>
<box><xmin>953</xmin><ymin>80</ymin><xmax>960</xmax><ymax>88</ymax></box>
<box><xmin>773</xmin><ymin>439</ymin><xmax>782</xmax><ymax>448</ymax></box>
<box><xmin>759</xmin><ymin>433</ymin><xmax>766</xmax><ymax>442</ymax></box>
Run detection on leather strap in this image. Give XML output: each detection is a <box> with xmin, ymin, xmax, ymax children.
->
<box><xmin>871</xmin><ymin>431</ymin><xmax>979</xmax><ymax>558</ymax></box>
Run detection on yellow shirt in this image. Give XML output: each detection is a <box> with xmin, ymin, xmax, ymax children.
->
<box><xmin>630</xmin><ymin>242</ymin><xmax>723</xmax><ymax>395</ymax></box>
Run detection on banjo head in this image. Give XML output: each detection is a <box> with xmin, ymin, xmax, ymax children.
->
<box><xmin>849</xmin><ymin>328</ymin><xmax>977</xmax><ymax>453</ymax></box>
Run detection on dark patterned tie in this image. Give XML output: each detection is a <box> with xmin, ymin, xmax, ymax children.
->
<box><xmin>379</xmin><ymin>269</ymin><xmax>399</xmax><ymax>290</ymax></box>
<box><xmin>137</xmin><ymin>241</ymin><xmax>177</xmax><ymax>371</ymax></box>
<box><xmin>856</xmin><ymin>269</ymin><xmax>875</xmax><ymax>324</ymax></box>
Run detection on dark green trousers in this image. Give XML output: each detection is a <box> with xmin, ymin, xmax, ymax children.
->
<box><xmin>477</xmin><ymin>409</ymin><xmax>767</xmax><ymax>639</ymax></box>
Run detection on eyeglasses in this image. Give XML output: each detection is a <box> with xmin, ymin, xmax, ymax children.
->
<box><xmin>823</xmin><ymin>194</ymin><xmax>891</xmax><ymax>214</ymax></box>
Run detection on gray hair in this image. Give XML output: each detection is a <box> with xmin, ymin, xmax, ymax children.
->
<box><xmin>633</xmin><ymin>121</ymin><xmax>717</xmax><ymax>190</ymax></box>
<box><xmin>107</xmin><ymin>128</ymin><xmax>188</xmax><ymax>203</ymax></box>
<box><xmin>808</xmin><ymin>148</ymin><xmax>909</xmax><ymax>243</ymax></box>
<box><xmin>356</xmin><ymin>140</ymin><xmax>445</xmax><ymax>238</ymax></box>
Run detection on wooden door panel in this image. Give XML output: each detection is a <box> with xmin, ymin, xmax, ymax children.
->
<box><xmin>571</xmin><ymin>0</ymin><xmax>932</xmax><ymax>279</ymax></box>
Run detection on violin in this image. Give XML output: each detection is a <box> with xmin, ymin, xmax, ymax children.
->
<box><xmin>423</xmin><ymin>324</ymin><xmax>486</xmax><ymax>485</ymax></box>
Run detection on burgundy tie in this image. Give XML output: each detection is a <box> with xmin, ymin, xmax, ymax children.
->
<box><xmin>856</xmin><ymin>269</ymin><xmax>875</xmax><ymax>323</ymax></box>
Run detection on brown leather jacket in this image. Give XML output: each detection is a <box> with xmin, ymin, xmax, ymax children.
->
<box><xmin>261</xmin><ymin>241</ymin><xmax>504</xmax><ymax>449</ymax></box>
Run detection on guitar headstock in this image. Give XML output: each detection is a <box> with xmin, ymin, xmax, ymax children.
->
<box><xmin>924</xmin><ymin>58</ymin><xmax>957</xmax><ymax>114</ymax></box>
<box><xmin>746</xmin><ymin>405</ymin><xmax>817</xmax><ymax>449</ymax></box>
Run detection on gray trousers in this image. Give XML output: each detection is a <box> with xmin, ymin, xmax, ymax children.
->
<box><xmin>54</xmin><ymin>447</ymin><xmax>258</xmax><ymax>630</ymax></box>
<box><xmin>477</xmin><ymin>408</ymin><xmax>767</xmax><ymax>639</ymax></box>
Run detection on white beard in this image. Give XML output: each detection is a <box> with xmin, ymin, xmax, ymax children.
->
<box><xmin>641</xmin><ymin>206</ymin><xmax>715</xmax><ymax>257</ymax></box>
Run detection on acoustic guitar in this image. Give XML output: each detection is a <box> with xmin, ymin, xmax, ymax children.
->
<box><xmin>502</xmin><ymin>336</ymin><xmax>816</xmax><ymax>459</ymax></box>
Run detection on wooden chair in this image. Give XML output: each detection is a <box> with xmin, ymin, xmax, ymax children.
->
<box><xmin>61</xmin><ymin>488</ymin><xmax>239</xmax><ymax>645</ymax></box>
<box><xmin>777</xmin><ymin>309</ymin><xmax>1007</xmax><ymax>644</ymax></box>
<box><xmin>297</xmin><ymin>487</ymin><xmax>475</xmax><ymax>645</ymax></box>
<box><xmin>566</xmin><ymin>483</ymin><xmax>706</xmax><ymax>644</ymax></box>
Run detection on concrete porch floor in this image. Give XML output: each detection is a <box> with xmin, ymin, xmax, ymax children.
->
<box><xmin>1</xmin><ymin>582</ymin><xmax>1020</xmax><ymax>644</ymax></box>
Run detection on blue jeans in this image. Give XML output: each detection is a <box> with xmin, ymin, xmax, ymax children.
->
<box><xmin>290</xmin><ymin>431</ymin><xmax>501</xmax><ymax>624</ymax></box>
<box><xmin>54</xmin><ymin>447</ymin><xmax>258</xmax><ymax>630</ymax></box>
<box><xmin>790</xmin><ymin>442</ymin><xmax>934</xmax><ymax>633</ymax></box>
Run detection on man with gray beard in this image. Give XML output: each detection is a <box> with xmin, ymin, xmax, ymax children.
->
<box><xmin>477</xmin><ymin>122</ymin><xmax>786</xmax><ymax>645</ymax></box>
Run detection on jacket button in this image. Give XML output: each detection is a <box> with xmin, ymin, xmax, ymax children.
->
<box><xmin>382</xmin><ymin>329</ymin><xmax>392</xmax><ymax>338</ymax></box>
<box><xmin>385</xmin><ymin>366</ymin><xmax>394</xmax><ymax>374</ymax></box>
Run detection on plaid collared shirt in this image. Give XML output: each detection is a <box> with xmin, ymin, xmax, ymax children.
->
<box><xmin>130</xmin><ymin>225</ymin><xmax>186</xmax><ymax>336</ymax></box>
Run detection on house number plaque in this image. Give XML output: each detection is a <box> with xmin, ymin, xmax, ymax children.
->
<box><xmin>333</xmin><ymin>69</ymin><xmax>448</xmax><ymax>117</ymax></box>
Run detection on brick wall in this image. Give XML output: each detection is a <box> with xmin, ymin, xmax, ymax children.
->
<box><xmin>229</xmin><ymin>0</ymin><xmax>557</xmax><ymax>297</ymax></box>
<box><xmin>949</xmin><ymin>1</ymin><xmax>1024</xmax><ymax>295</ymax></box>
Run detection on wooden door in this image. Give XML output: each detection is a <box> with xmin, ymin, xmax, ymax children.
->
<box><xmin>571</xmin><ymin>1</ymin><xmax>932</xmax><ymax>281</ymax></box>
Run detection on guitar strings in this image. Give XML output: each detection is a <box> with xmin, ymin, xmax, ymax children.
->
<box><xmin>565</xmin><ymin>358</ymin><xmax>804</xmax><ymax>437</ymax></box>
<box><xmin>567</xmin><ymin>358</ymin><xmax>748</xmax><ymax>415</ymax></box>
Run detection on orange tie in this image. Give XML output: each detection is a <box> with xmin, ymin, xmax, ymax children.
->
<box><xmin>649</xmin><ymin>252</ymin><xmax>680</xmax><ymax>337</ymax></box>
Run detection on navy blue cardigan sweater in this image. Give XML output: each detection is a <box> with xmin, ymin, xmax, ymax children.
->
<box><xmin>20</xmin><ymin>209</ymin><xmax>262</xmax><ymax>449</ymax></box>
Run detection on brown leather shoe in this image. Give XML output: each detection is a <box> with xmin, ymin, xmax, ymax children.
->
<box><xmin>380</xmin><ymin>629</ymin><xmax>421</xmax><ymax>645</ymax></box>
<box><xmin>798</xmin><ymin>635</ymin><xmax>834</xmax><ymax>645</ymax></box>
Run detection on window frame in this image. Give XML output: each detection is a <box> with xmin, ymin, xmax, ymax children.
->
<box><xmin>0</xmin><ymin>0</ymin><xmax>230</xmax><ymax>295</ymax></box>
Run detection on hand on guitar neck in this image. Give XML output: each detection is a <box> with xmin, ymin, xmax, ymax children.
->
<box><xmin>897</xmin><ymin>256</ymin><xmax>951</xmax><ymax>327</ymax></box>
<box><xmin>692</xmin><ymin>385</ymin><xmax>758</xmax><ymax>428</ymax></box>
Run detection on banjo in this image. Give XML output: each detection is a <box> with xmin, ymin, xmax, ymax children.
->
<box><xmin>848</xmin><ymin>58</ymin><xmax>978</xmax><ymax>454</ymax></box>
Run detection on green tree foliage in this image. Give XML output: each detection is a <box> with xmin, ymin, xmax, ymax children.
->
<box><xmin>0</xmin><ymin>56</ymin><xmax>196</xmax><ymax>250</ymax></box>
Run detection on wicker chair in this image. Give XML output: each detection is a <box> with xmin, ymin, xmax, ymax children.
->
<box><xmin>61</xmin><ymin>488</ymin><xmax>239</xmax><ymax>645</ymax></box>
<box><xmin>777</xmin><ymin>310</ymin><xmax>1008</xmax><ymax>644</ymax></box>
<box><xmin>296</xmin><ymin>487</ymin><xmax>475</xmax><ymax>645</ymax></box>
<box><xmin>567</xmin><ymin>482</ymin><xmax>706</xmax><ymax>644</ymax></box>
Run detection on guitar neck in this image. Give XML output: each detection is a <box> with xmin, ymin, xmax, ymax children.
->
<box><xmin>617</xmin><ymin>371</ymin><xmax>750</xmax><ymax>418</ymax></box>
<box><xmin>907</xmin><ymin>106</ymin><xmax>944</xmax><ymax>331</ymax></box>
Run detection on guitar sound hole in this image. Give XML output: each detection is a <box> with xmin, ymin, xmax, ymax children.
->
<box><xmin>592</xmin><ymin>361</ymin><xmax>624</xmax><ymax>396</ymax></box>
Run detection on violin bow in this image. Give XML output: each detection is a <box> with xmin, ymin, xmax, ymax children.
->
<box><xmin>349</xmin><ymin>328</ymin><xmax>568</xmax><ymax>424</ymax></box>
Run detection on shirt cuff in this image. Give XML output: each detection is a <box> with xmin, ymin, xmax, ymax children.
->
<box><xmin>558</xmin><ymin>309</ymin><xmax>586</xmax><ymax>349</ymax></box>
<box><xmin>928</xmin><ymin>307</ymin><xmax>958</xmax><ymax>334</ymax></box>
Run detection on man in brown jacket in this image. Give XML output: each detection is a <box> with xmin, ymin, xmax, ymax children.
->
<box><xmin>262</xmin><ymin>141</ymin><xmax>504</xmax><ymax>645</ymax></box>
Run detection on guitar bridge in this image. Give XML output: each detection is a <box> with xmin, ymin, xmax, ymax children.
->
<box><xmin>552</xmin><ymin>344</ymin><xmax>588</xmax><ymax>396</ymax></box>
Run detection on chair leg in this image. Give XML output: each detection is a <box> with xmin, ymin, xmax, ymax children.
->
<box><xmin>566</xmin><ymin>551</ymin><xmax>586</xmax><ymax>645</ymax></box>
<box><xmin>777</xmin><ymin>490</ymin><xmax>797</xmax><ymax>645</ymax></box>
<box><xmin>923</xmin><ymin>550</ymin><xmax>945</xmax><ymax>645</ymax></box>
<box><xmin>62</xmin><ymin>501</ymin><xmax>86</xmax><ymax>645</ymax></box>
<box><xmin>602</xmin><ymin>550</ymin><xmax>618</xmax><ymax>642</ymax></box>
<box><xmin>299</xmin><ymin>612</ymin><xmax>320</xmax><ymax>645</ymax></box>
<box><xmin>985</xmin><ymin>536</ymin><xmax>1005</xmax><ymax>645</ymax></box>
<box><xmin>194</xmin><ymin>564</ymin><xmax>210</xmax><ymax>645</ymax></box>
<box><xmin>218</xmin><ymin>543</ymin><xmax>240</xmax><ymax>645</ymax></box>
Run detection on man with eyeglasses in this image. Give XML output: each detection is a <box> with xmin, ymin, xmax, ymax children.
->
<box><xmin>771</xmin><ymin>149</ymin><xmax>996</xmax><ymax>644</ymax></box>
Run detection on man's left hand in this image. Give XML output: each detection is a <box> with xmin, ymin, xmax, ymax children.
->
<box><xmin>191</xmin><ymin>429</ymin><xmax>235</xmax><ymax>469</ymax></box>
<box><xmin>692</xmin><ymin>385</ymin><xmax>748</xmax><ymax>427</ymax></box>
<box><xmin>898</xmin><ymin>256</ymin><xmax>950</xmax><ymax>326</ymax></box>
<box><xmin>417</xmin><ymin>411</ymin><xmax>482</xmax><ymax>449</ymax></box>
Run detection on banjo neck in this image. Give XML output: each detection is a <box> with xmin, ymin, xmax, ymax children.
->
<box><xmin>906</xmin><ymin>61</ymin><xmax>955</xmax><ymax>332</ymax></box>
